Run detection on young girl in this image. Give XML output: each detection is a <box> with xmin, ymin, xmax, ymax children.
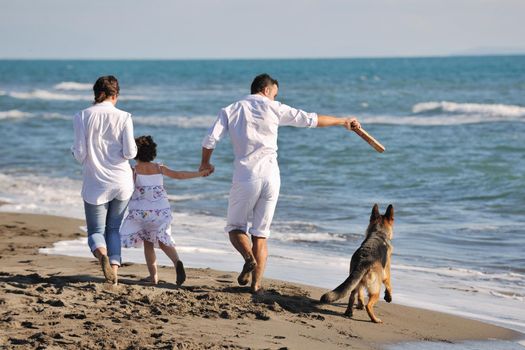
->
<box><xmin>120</xmin><ymin>135</ymin><xmax>211</xmax><ymax>285</ymax></box>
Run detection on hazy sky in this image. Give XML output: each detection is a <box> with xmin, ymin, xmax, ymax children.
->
<box><xmin>1</xmin><ymin>0</ymin><xmax>524</xmax><ymax>59</ymax></box>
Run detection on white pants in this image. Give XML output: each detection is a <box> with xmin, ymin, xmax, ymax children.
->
<box><xmin>225</xmin><ymin>175</ymin><xmax>280</xmax><ymax>238</ymax></box>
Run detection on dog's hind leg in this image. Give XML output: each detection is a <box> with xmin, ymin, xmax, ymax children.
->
<box><xmin>344</xmin><ymin>290</ymin><xmax>357</xmax><ymax>317</ymax></box>
<box><xmin>356</xmin><ymin>287</ymin><xmax>365</xmax><ymax>309</ymax></box>
<box><xmin>365</xmin><ymin>292</ymin><xmax>382</xmax><ymax>323</ymax></box>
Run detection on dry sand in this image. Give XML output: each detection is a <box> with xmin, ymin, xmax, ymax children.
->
<box><xmin>0</xmin><ymin>212</ymin><xmax>521</xmax><ymax>349</ymax></box>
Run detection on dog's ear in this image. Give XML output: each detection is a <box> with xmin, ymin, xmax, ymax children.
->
<box><xmin>370</xmin><ymin>203</ymin><xmax>380</xmax><ymax>222</ymax></box>
<box><xmin>385</xmin><ymin>204</ymin><xmax>394</xmax><ymax>221</ymax></box>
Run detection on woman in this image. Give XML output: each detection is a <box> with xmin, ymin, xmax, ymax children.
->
<box><xmin>72</xmin><ymin>75</ymin><xmax>137</xmax><ymax>284</ymax></box>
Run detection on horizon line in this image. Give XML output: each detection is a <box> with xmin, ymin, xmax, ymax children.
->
<box><xmin>1</xmin><ymin>53</ymin><xmax>524</xmax><ymax>61</ymax></box>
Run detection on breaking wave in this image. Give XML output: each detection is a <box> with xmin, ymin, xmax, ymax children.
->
<box><xmin>361</xmin><ymin>101</ymin><xmax>525</xmax><ymax>126</ymax></box>
<box><xmin>133</xmin><ymin>115</ymin><xmax>216</xmax><ymax>128</ymax></box>
<box><xmin>271</xmin><ymin>232</ymin><xmax>347</xmax><ymax>243</ymax></box>
<box><xmin>6</xmin><ymin>89</ymin><xmax>146</xmax><ymax>101</ymax></box>
<box><xmin>0</xmin><ymin>172</ymin><xmax>84</xmax><ymax>219</ymax></box>
<box><xmin>360</xmin><ymin>114</ymin><xmax>524</xmax><ymax>126</ymax></box>
<box><xmin>0</xmin><ymin>110</ymin><xmax>34</xmax><ymax>120</ymax></box>
<box><xmin>412</xmin><ymin>101</ymin><xmax>525</xmax><ymax>118</ymax></box>
<box><xmin>9</xmin><ymin>89</ymin><xmax>93</xmax><ymax>101</ymax></box>
<box><xmin>0</xmin><ymin>110</ymin><xmax>70</xmax><ymax>121</ymax></box>
<box><xmin>53</xmin><ymin>82</ymin><xmax>92</xmax><ymax>91</ymax></box>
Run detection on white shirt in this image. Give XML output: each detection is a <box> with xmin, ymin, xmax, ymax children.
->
<box><xmin>72</xmin><ymin>101</ymin><xmax>137</xmax><ymax>205</ymax></box>
<box><xmin>202</xmin><ymin>94</ymin><xmax>318</xmax><ymax>182</ymax></box>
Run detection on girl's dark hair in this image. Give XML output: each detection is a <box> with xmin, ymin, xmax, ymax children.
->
<box><xmin>250</xmin><ymin>73</ymin><xmax>278</xmax><ymax>94</ymax></box>
<box><xmin>135</xmin><ymin>135</ymin><xmax>157</xmax><ymax>162</ymax></box>
<box><xmin>93</xmin><ymin>75</ymin><xmax>120</xmax><ymax>104</ymax></box>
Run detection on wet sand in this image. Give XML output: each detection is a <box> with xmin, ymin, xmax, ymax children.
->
<box><xmin>0</xmin><ymin>212</ymin><xmax>521</xmax><ymax>349</ymax></box>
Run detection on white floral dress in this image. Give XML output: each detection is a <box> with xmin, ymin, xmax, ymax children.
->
<box><xmin>120</xmin><ymin>171</ymin><xmax>176</xmax><ymax>248</ymax></box>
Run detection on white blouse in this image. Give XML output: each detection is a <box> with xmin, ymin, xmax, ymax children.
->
<box><xmin>72</xmin><ymin>101</ymin><xmax>137</xmax><ymax>205</ymax></box>
<box><xmin>202</xmin><ymin>94</ymin><xmax>318</xmax><ymax>182</ymax></box>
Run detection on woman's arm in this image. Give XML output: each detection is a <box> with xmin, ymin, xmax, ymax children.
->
<box><xmin>160</xmin><ymin>165</ymin><xmax>211</xmax><ymax>180</ymax></box>
<box><xmin>71</xmin><ymin>113</ymin><xmax>87</xmax><ymax>163</ymax></box>
<box><xmin>122</xmin><ymin>114</ymin><xmax>138</xmax><ymax>160</ymax></box>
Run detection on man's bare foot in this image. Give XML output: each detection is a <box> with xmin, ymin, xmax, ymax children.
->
<box><xmin>237</xmin><ymin>258</ymin><xmax>257</xmax><ymax>286</ymax></box>
<box><xmin>99</xmin><ymin>255</ymin><xmax>116</xmax><ymax>284</ymax></box>
<box><xmin>251</xmin><ymin>287</ymin><xmax>265</xmax><ymax>295</ymax></box>
<box><xmin>176</xmin><ymin>261</ymin><xmax>186</xmax><ymax>286</ymax></box>
<box><xmin>140</xmin><ymin>276</ymin><xmax>158</xmax><ymax>285</ymax></box>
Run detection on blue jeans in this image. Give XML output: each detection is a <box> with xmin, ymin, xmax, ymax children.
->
<box><xmin>84</xmin><ymin>198</ymin><xmax>129</xmax><ymax>266</ymax></box>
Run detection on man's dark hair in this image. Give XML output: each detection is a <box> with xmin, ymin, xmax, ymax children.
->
<box><xmin>135</xmin><ymin>135</ymin><xmax>157</xmax><ymax>162</ymax></box>
<box><xmin>250</xmin><ymin>73</ymin><xmax>278</xmax><ymax>94</ymax></box>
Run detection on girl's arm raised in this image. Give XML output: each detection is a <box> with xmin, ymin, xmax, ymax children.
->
<box><xmin>160</xmin><ymin>165</ymin><xmax>211</xmax><ymax>180</ymax></box>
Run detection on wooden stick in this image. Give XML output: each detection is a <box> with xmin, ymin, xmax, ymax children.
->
<box><xmin>353</xmin><ymin>127</ymin><xmax>386</xmax><ymax>153</ymax></box>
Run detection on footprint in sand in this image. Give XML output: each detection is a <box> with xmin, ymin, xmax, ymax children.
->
<box><xmin>21</xmin><ymin>321</ymin><xmax>38</xmax><ymax>329</ymax></box>
<box><xmin>216</xmin><ymin>279</ymin><xmax>233</xmax><ymax>284</ymax></box>
<box><xmin>64</xmin><ymin>313</ymin><xmax>86</xmax><ymax>320</ymax></box>
<box><xmin>9</xmin><ymin>338</ymin><xmax>30</xmax><ymax>345</ymax></box>
<box><xmin>37</xmin><ymin>298</ymin><xmax>65</xmax><ymax>307</ymax></box>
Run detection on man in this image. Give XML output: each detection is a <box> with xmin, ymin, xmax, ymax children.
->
<box><xmin>200</xmin><ymin>73</ymin><xmax>360</xmax><ymax>294</ymax></box>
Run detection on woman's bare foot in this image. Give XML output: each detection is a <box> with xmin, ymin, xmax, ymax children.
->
<box><xmin>99</xmin><ymin>255</ymin><xmax>116</xmax><ymax>284</ymax></box>
<box><xmin>111</xmin><ymin>265</ymin><xmax>119</xmax><ymax>285</ymax></box>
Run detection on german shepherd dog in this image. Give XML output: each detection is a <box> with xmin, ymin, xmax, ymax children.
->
<box><xmin>320</xmin><ymin>204</ymin><xmax>394</xmax><ymax>323</ymax></box>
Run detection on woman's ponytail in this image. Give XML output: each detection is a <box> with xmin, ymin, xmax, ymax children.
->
<box><xmin>93</xmin><ymin>76</ymin><xmax>120</xmax><ymax>104</ymax></box>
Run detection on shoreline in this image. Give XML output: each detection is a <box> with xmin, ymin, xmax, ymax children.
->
<box><xmin>1</xmin><ymin>212</ymin><xmax>523</xmax><ymax>349</ymax></box>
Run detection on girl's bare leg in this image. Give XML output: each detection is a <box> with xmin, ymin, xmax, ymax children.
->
<box><xmin>143</xmin><ymin>241</ymin><xmax>158</xmax><ymax>284</ymax></box>
<box><xmin>159</xmin><ymin>242</ymin><xmax>185</xmax><ymax>285</ymax></box>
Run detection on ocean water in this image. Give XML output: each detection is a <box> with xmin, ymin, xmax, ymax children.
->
<box><xmin>1</xmin><ymin>57</ymin><xmax>524</xmax><ymax>340</ymax></box>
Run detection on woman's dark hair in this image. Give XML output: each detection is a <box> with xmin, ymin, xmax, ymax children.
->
<box><xmin>135</xmin><ymin>135</ymin><xmax>157</xmax><ymax>162</ymax></box>
<box><xmin>93</xmin><ymin>75</ymin><xmax>120</xmax><ymax>104</ymax></box>
<box><xmin>250</xmin><ymin>73</ymin><xmax>278</xmax><ymax>94</ymax></box>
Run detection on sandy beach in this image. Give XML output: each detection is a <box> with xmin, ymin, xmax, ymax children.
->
<box><xmin>0</xmin><ymin>212</ymin><xmax>521</xmax><ymax>349</ymax></box>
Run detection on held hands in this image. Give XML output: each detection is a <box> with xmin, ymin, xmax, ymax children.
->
<box><xmin>199</xmin><ymin>168</ymin><xmax>213</xmax><ymax>177</ymax></box>
<box><xmin>344</xmin><ymin>117</ymin><xmax>361</xmax><ymax>131</ymax></box>
<box><xmin>199</xmin><ymin>163</ymin><xmax>215</xmax><ymax>177</ymax></box>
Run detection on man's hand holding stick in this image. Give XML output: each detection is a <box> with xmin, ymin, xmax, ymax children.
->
<box><xmin>346</xmin><ymin>118</ymin><xmax>386</xmax><ymax>153</ymax></box>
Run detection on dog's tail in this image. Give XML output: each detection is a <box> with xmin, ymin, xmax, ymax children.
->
<box><xmin>320</xmin><ymin>265</ymin><xmax>368</xmax><ymax>303</ymax></box>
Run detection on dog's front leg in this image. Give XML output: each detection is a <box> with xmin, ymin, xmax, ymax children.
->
<box><xmin>383</xmin><ymin>264</ymin><xmax>392</xmax><ymax>303</ymax></box>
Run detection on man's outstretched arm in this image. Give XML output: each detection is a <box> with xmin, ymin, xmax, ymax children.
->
<box><xmin>317</xmin><ymin>115</ymin><xmax>361</xmax><ymax>130</ymax></box>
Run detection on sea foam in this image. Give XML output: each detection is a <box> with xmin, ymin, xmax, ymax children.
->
<box><xmin>0</xmin><ymin>172</ymin><xmax>84</xmax><ymax>219</ymax></box>
<box><xmin>361</xmin><ymin>113</ymin><xmax>525</xmax><ymax>126</ymax></box>
<box><xmin>132</xmin><ymin>115</ymin><xmax>217</xmax><ymax>128</ymax></box>
<box><xmin>412</xmin><ymin>101</ymin><xmax>525</xmax><ymax>118</ymax></box>
<box><xmin>6</xmin><ymin>89</ymin><xmax>146</xmax><ymax>102</ymax></box>
<box><xmin>0</xmin><ymin>110</ymin><xmax>69</xmax><ymax>121</ymax></box>
<box><xmin>0</xmin><ymin>110</ymin><xmax>34</xmax><ymax>120</ymax></box>
<box><xmin>8</xmin><ymin>89</ymin><xmax>94</xmax><ymax>101</ymax></box>
<box><xmin>359</xmin><ymin>101</ymin><xmax>525</xmax><ymax>126</ymax></box>
<box><xmin>54</xmin><ymin>82</ymin><xmax>92</xmax><ymax>91</ymax></box>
